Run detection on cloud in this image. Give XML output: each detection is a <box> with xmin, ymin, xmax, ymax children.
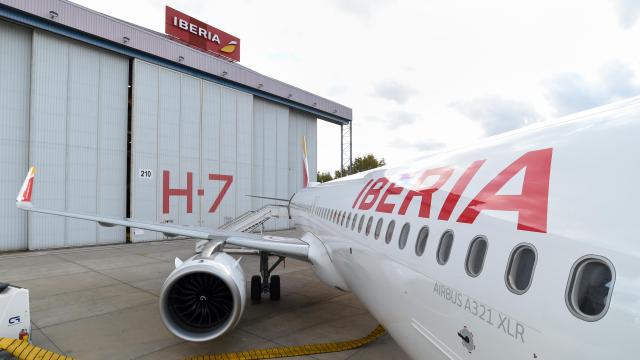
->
<box><xmin>389</xmin><ymin>138</ymin><xmax>446</xmax><ymax>153</ymax></box>
<box><xmin>327</xmin><ymin>84</ymin><xmax>349</xmax><ymax>98</ymax></box>
<box><xmin>388</xmin><ymin>110</ymin><xmax>419</xmax><ymax>124</ymax></box>
<box><xmin>545</xmin><ymin>61</ymin><xmax>640</xmax><ymax>116</ymax></box>
<box><xmin>616</xmin><ymin>0</ymin><xmax>640</xmax><ymax>29</ymax></box>
<box><xmin>332</xmin><ymin>0</ymin><xmax>394</xmax><ymax>18</ymax></box>
<box><xmin>365</xmin><ymin>111</ymin><xmax>420</xmax><ymax>128</ymax></box>
<box><xmin>450</xmin><ymin>97</ymin><xmax>541</xmax><ymax>136</ymax></box>
<box><xmin>372</xmin><ymin>81</ymin><xmax>418</xmax><ymax>104</ymax></box>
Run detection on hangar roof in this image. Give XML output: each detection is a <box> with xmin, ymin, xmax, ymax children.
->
<box><xmin>0</xmin><ymin>0</ymin><xmax>352</xmax><ymax>125</ymax></box>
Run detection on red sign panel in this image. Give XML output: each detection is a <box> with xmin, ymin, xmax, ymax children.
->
<box><xmin>165</xmin><ymin>6</ymin><xmax>240</xmax><ymax>62</ymax></box>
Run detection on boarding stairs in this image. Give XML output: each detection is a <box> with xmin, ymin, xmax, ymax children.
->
<box><xmin>218</xmin><ymin>205</ymin><xmax>289</xmax><ymax>233</ymax></box>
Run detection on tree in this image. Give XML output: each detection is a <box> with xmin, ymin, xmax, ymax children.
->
<box><xmin>351</xmin><ymin>154</ymin><xmax>385</xmax><ymax>174</ymax></box>
<box><xmin>334</xmin><ymin>154</ymin><xmax>385</xmax><ymax>180</ymax></box>
<box><xmin>316</xmin><ymin>171</ymin><xmax>333</xmax><ymax>183</ymax></box>
<box><xmin>318</xmin><ymin>154</ymin><xmax>385</xmax><ymax>183</ymax></box>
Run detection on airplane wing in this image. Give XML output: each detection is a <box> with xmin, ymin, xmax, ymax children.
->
<box><xmin>15</xmin><ymin>167</ymin><xmax>308</xmax><ymax>261</ymax></box>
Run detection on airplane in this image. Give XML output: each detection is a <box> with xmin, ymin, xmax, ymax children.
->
<box><xmin>14</xmin><ymin>96</ymin><xmax>640</xmax><ymax>359</ymax></box>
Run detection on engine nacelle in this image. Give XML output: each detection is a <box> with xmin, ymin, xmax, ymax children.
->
<box><xmin>159</xmin><ymin>252</ymin><xmax>246</xmax><ymax>342</ymax></box>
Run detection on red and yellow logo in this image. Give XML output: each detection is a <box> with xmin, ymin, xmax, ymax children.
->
<box><xmin>220</xmin><ymin>40</ymin><xmax>238</xmax><ymax>54</ymax></box>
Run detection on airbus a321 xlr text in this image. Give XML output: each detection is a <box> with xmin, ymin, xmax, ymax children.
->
<box><xmin>16</xmin><ymin>97</ymin><xmax>640</xmax><ymax>359</ymax></box>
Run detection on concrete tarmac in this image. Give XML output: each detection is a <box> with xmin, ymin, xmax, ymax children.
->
<box><xmin>0</xmin><ymin>230</ymin><xmax>409</xmax><ymax>360</ymax></box>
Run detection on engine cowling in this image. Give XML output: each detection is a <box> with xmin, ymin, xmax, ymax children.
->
<box><xmin>159</xmin><ymin>252</ymin><xmax>246</xmax><ymax>342</ymax></box>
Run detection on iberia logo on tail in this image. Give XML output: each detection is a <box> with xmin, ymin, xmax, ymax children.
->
<box><xmin>17</xmin><ymin>166</ymin><xmax>36</xmax><ymax>205</ymax></box>
<box><xmin>302</xmin><ymin>137</ymin><xmax>309</xmax><ymax>188</ymax></box>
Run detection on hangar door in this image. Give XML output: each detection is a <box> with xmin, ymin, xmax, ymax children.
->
<box><xmin>251</xmin><ymin>99</ymin><xmax>317</xmax><ymax>230</ymax></box>
<box><xmin>0</xmin><ymin>20</ymin><xmax>31</xmax><ymax>251</ymax></box>
<box><xmin>28</xmin><ymin>30</ymin><xmax>129</xmax><ymax>249</ymax></box>
<box><xmin>131</xmin><ymin>60</ymin><xmax>254</xmax><ymax>242</ymax></box>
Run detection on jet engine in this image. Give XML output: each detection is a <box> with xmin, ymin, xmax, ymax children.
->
<box><xmin>159</xmin><ymin>251</ymin><xmax>246</xmax><ymax>342</ymax></box>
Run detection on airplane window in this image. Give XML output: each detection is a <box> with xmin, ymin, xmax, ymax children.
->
<box><xmin>365</xmin><ymin>216</ymin><xmax>374</xmax><ymax>236</ymax></box>
<box><xmin>374</xmin><ymin>218</ymin><xmax>383</xmax><ymax>240</ymax></box>
<box><xmin>505</xmin><ymin>244</ymin><xmax>537</xmax><ymax>294</ymax></box>
<box><xmin>566</xmin><ymin>256</ymin><xmax>615</xmax><ymax>321</ymax></box>
<box><xmin>415</xmin><ymin>226</ymin><xmax>429</xmax><ymax>256</ymax></box>
<box><xmin>338</xmin><ymin>211</ymin><xmax>343</xmax><ymax>224</ymax></box>
<box><xmin>346</xmin><ymin>213</ymin><xmax>352</xmax><ymax>228</ymax></box>
<box><xmin>398</xmin><ymin>223</ymin><xmax>410</xmax><ymax>249</ymax></box>
<box><xmin>385</xmin><ymin>220</ymin><xmax>395</xmax><ymax>244</ymax></box>
<box><xmin>465</xmin><ymin>236</ymin><xmax>488</xmax><ymax>277</ymax></box>
<box><xmin>437</xmin><ymin>230</ymin><xmax>454</xmax><ymax>265</ymax></box>
<box><xmin>352</xmin><ymin>214</ymin><xmax>358</xmax><ymax>231</ymax></box>
<box><xmin>358</xmin><ymin>215</ymin><xmax>365</xmax><ymax>233</ymax></box>
<box><xmin>341</xmin><ymin>212</ymin><xmax>346</xmax><ymax>226</ymax></box>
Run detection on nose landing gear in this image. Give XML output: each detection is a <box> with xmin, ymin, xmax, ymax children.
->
<box><xmin>250</xmin><ymin>251</ymin><xmax>284</xmax><ymax>302</ymax></box>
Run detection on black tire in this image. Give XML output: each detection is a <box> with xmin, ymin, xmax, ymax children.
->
<box><xmin>269</xmin><ymin>275</ymin><xmax>281</xmax><ymax>301</ymax></box>
<box><xmin>251</xmin><ymin>275</ymin><xmax>262</xmax><ymax>302</ymax></box>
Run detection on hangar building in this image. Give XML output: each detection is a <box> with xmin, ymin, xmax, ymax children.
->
<box><xmin>0</xmin><ymin>0</ymin><xmax>352</xmax><ymax>250</ymax></box>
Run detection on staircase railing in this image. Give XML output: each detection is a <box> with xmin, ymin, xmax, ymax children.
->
<box><xmin>218</xmin><ymin>205</ymin><xmax>288</xmax><ymax>233</ymax></box>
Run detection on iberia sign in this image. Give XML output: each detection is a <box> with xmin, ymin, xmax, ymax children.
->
<box><xmin>165</xmin><ymin>6</ymin><xmax>240</xmax><ymax>62</ymax></box>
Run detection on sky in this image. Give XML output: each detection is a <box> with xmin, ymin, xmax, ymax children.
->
<box><xmin>74</xmin><ymin>0</ymin><xmax>640</xmax><ymax>173</ymax></box>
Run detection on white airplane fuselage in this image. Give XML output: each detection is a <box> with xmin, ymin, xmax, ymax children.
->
<box><xmin>289</xmin><ymin>98</ymin><xmax>640</xmax><ymax>359</ymax></box>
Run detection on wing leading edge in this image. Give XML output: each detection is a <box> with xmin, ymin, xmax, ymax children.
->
<box><xmin>16</xmin><ymin>167</ymin><xmax>308</xmax><ymax>261</ymax></box>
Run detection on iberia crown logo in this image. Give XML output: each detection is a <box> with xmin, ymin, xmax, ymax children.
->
<box><xmin>220</xmin><ymin>40</ymin><xmax>238</xmax><ymax>53</ymax></box>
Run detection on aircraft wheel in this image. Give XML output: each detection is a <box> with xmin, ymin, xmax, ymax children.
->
<box><xmin>270</xmin><ymin>275</ymin><xmax>281</xmax><ymax>301</ymax></box>
<box><xmin>251</xmin><ymin>275</ymin><xmax>262</xmax><ymax>301</ymax></box>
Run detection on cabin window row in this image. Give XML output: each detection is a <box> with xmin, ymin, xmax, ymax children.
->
<box><xmin>311</xmin><ymin>205</ymin><xmax>614</xmax><ymax>322</ymax></box>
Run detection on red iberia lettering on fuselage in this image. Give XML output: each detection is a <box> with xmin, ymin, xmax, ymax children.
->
<box><xmin>352</xmin><ymin>148</ymin><xmax>553</xmax><ymax>233</ymax></box>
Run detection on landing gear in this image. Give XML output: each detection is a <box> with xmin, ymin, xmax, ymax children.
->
<box><xmin>270</xmin><ymin>275</ymin><xmax>280</xmax><ymax>301</ymax></box>
<box><xmin>250</xmin><ymin>251</ymin><xmax>284</xmax><ymax>302</ymax></box>
<box><xmin>251</xmin><ymin>275</ymin><xmax>262</xmax><ymax>301</ymax></box>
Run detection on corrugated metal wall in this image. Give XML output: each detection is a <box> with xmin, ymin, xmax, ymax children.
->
<box><xmin>132</xmin><ymin>60</ymin><xmax>317</xmax><ymax>237</ymax></box>
<box><xmin>0</xmin><ymin>20</ymin><xmax>31</xmax><ymax>251</ymax></box>
<box><xmin>131</xmin><ymin>60</ymin><xmax>255</xmax><ymax>241</ymax></box>
<box><xmin>0</xmin><ymin>21</ymin><xmax>319</xmax><ymax>250</ymax></box>
<box><xmin>252</xmin><ymin>98</ymin><xmax>290</xmax><ymax>230</ymax></box>
<box><xmin>28</xmin><ymin>30</ymin><xmax>128</xmax><ymax>249</ymax></box>
<box><xmin>251</xmin><ymin>100</ymin><xmax>317</xmax><ymax>230</ymax></box>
